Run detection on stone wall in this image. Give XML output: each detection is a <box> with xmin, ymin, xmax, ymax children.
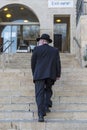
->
<box><xmin>76</xmin><ymin>15</ymin><xmax>87</xmax><ymax>67</ymax></box>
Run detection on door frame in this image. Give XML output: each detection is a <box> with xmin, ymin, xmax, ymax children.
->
<box><xmin>54</xmin><ymin>15</ymin><xmax>70</xmax><ymax>53</ymax></box>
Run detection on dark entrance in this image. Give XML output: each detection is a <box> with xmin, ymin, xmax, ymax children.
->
<box><xmin>54</xmin><ymin>15</ymin><xmax>70</xmax><ymax>53</ymax></box>
<box><xmin>54</xmin><ymin>34</ymin><xmax>62</xmax><ymax>51</ymax></box>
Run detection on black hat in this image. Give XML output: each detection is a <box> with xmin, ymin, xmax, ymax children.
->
<box><xmin>36</xmin><ymin>34</ymin><xmax>52</xmax><ymax>43</ymax></box>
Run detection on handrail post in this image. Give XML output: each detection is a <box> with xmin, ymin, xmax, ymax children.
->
<box><xmin>73</xmin><ymin>37</ymin><xmax>82</xmax><ymax>66</ymax></box>
<box><xmin>0</xmin><ymin>40</ymin><xmax>14</xmax><ymax>69</ymax></box>
<box><xmin>0</xmin><ymin>53</ymin><xmax>5</xmax><ymax>70</ymax></box>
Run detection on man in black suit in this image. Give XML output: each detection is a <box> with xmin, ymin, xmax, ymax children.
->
<box><xmin>31</xmin><ymin>34</ymin><xmax>61</xmax><ymax>122</ymax></box>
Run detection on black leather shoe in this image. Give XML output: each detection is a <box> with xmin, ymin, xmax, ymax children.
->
<box><xmin>45</xmin><ymin>107</ymin><xmax>51</xmax><ymax>113</ymax></box>
<box><xmin>49</xmin><ymin>100</ymin><xmax>52</xmax><ymax>107</ymax></box>
<box><xmin>43</xmin><ymin>112</ymin><xmax>46</xmax><ymax>116</ymax></box>
<box><xmin>38</xmin><ymin>115</ymin><xmax>44</xmax><ymax>122</ymax></box>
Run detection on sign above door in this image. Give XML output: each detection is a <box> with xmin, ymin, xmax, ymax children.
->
<box><xmin>48</xmin><ymin>0</ymin><xmax>73</xmax><ymax>8</ymax></box>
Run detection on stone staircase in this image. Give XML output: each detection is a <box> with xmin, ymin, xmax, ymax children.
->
<box><xmin>0</xmin><ymin>53</ymin><xmax>87</xmax><ymax>129</ymax></box>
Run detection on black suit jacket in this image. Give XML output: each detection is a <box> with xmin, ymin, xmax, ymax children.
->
<box><xmin>31</xmin><ymin>44</ymin><xmax>61</xmax><ymax>81</ymax></box>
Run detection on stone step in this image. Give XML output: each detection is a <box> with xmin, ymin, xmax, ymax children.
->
<box><xmin>51</xmin><ymin>103</ymin><xmax>87</xmax><ymax>112</ymax></box>
<box><xmin>30</xmin><ymin>103</ymin><xmax>87</xmax><ymax>112</ymax></box>
<box><xmin>0</xmin><ymin>53</ymin><xmax>86</xmax><ymax>129</ymax></box>
<box><xmin>56</xmin><ymin>96</ymin><xmax>87</xmax><ymax>104</ymax></box>
<box><xmin>0</xmin><ymin>87</ymin><xmax>87</xmax><ymax>97</ymax></box>
<box><xmin>1</xmin><ymin>53</ymin><xmax>75</xmax><ymax>59</ymax></box>
<box><xmin>1</xmin><ymin>95</ymin><xmax>87</xmax><ymax>105</ymax></box>
<box><xmin>54</xmin><ymin>85</ymin><xmax>87</xmax><ymax>92</ymax></box>
<box><xmin>55</xmin><ymin>80</ymin><xmax>87</xmax><ymax>87</ymax></box>
<box><xmin>0</xmin><ymin>111</ymin><xmax>87</xmax><ymax>122</ymax></box>
<box><xmin>0</xmin><ymin>53</ymin><xmax>80</xmax><ymax>69</ymax></box>
<box><xmin>0</xmin><ymin>122</ymin><xmax>87</xmax><ymax>130</ymax></box>
<box><xmin>0</xmin><ymin>89</ymin><xmax>35</xmax><ymax>97</ymax></box>
<box><xmin>1</xmin><ymin>96</ymin><xmax>87</xmax><ymax>112</ymax></box>
<box><xmin>1</xmin><ymin>102</ymin><xmax>87</xmax><ymax>112</ymax></box>
<box><xmin>0</xmin><ymin>104</ymin><xmax>29</xmax><ymax>112</ymax></box>
<box><xmin>42</xmin><ymin>111</ymin><xmax>87</xmax><ymax>122</ymax></box>
<box><xmin>0</xmin><ymin>78</ymin><xmax>87</xmax><ymax>89</ymax></box>
<box><xmin>1</xmin><ymin>82</ymin><xmax>87</xmax><ymax>92</ymax></box>
<box><xmin>0</xmin><ymin>111</ymin><xmax>33</xmax><ymax>122</ymax></box>
<box><xmin>0</xmin><ymin>96</ymin><xmax>35</xmax><ymax>104</ymax></box>
<box><xmin>0</xmin><ymin>69</ymin><xmax>87</xmax><ymax>84</ymax></box>
<box><xmin>0</xmin><ymin>68</ymin><xmax>87</xmax><ymax>78</ymax></box>
<box><xmin>0</xmin><ymin>85</ymin><xmax>87</xmax><ymax>97</ymax></box>
<box><xmin>53</xmin><ymin>90</ymin><xmax>87</xmax><ymax>97</ymax></box>
<box><xmin>1</xmin><ymin>76</ymin><xmax>87</xmax><ymax>83</ymax></box>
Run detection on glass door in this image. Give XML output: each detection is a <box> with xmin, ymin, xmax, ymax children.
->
<box><xmin>17</xmin><ymin>25</ymin><xmax>40</xmax><ymax>51</ymax></box>
<box><xmin>1</xmin><ymin>25</ymin><xmax>17</xmax><ymax>53</ymax></box>
<box><xmin>0</xmin><ymin>23</ymin><xmax>40</xmax><ymax>53</ymax></box>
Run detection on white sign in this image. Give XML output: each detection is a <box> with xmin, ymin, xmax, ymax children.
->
<box><xmin>48</xmin><ymin>0</ymin><xmax>73</xmax><ymax>8</ymax></box>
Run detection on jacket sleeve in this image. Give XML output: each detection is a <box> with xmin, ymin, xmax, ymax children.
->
<box><xmin>56</xmin><ymin>49</ymin><xmax>61</xmax><ymax>77</ymax></box>
<box><xmin>31</xmin><ymin>48</ymin><xmax>37</xmax><ymax>75</ymax></box>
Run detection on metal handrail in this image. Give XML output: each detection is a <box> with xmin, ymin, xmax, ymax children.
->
<box><xmin>3</xmin><ymin>40</ymin><xmax>14</xmax><ymax>53</ymax></box>
<box><xmin>0</xmin><ymin>40</ymin><xmax>14</xmax><ymax>55</ymax></box>
<box><xmin>73</xmin><ymin>37</ymin><xmax>82</xmax><ymax>66</ymax></box>
<box><xmin>0</xmin><ymin>40</ymin><xmax>14</xmax><ymax>69</ymax></box>
<box><xmin>0</xmin><ymin>40</ymin><xmax>9</xmax><ymax>50</ymax></box>
<box><xmin>73</xmin><ymin>37</ymin><xmax>81</xmax><ymax>49</ymax></box>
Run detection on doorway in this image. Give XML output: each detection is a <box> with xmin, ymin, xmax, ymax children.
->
<box><xmin>54</xmin><ymin>34</ymin><xmax>62</xmax><ymax>51</ymax></box>
<box><xmin>54</xmin><ymin>15</ymin><xmax>70</xmax><ymax>52</ymax></box>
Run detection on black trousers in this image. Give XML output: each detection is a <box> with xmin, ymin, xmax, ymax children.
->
<box><xmin>35</xmin><ymin>78</ymin><xmax>54</xmax><ymax>116</ymax></box>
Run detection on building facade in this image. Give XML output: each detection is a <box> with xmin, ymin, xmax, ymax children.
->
<box><xmin>0</xmin><ymin>0</ymin><xmax>77</xmax><ymax>54</ymax></box>
<box><xmin>75</xmin><ymin>0</ymin><xmax>87</xmax><ymax>67</ymax></box>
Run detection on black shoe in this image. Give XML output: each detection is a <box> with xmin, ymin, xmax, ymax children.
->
<box><xmin>45</xmin><ymin>107</ymin><xmax>51</xmax><ymax>113</ymax></box>
<box><xmin>49</xmin><ymin>100</ymin><xmax>52</xmax><ymax>107</ymax></box>
<box><xmin>43</xmin><ymin>112</ymin><xmax>46</xmax><ymax>116</ymax></box>
<box><xmin>38</xmin><ymin>115</ymin><xmax>44</xmax><ymax>122</ymax></box>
